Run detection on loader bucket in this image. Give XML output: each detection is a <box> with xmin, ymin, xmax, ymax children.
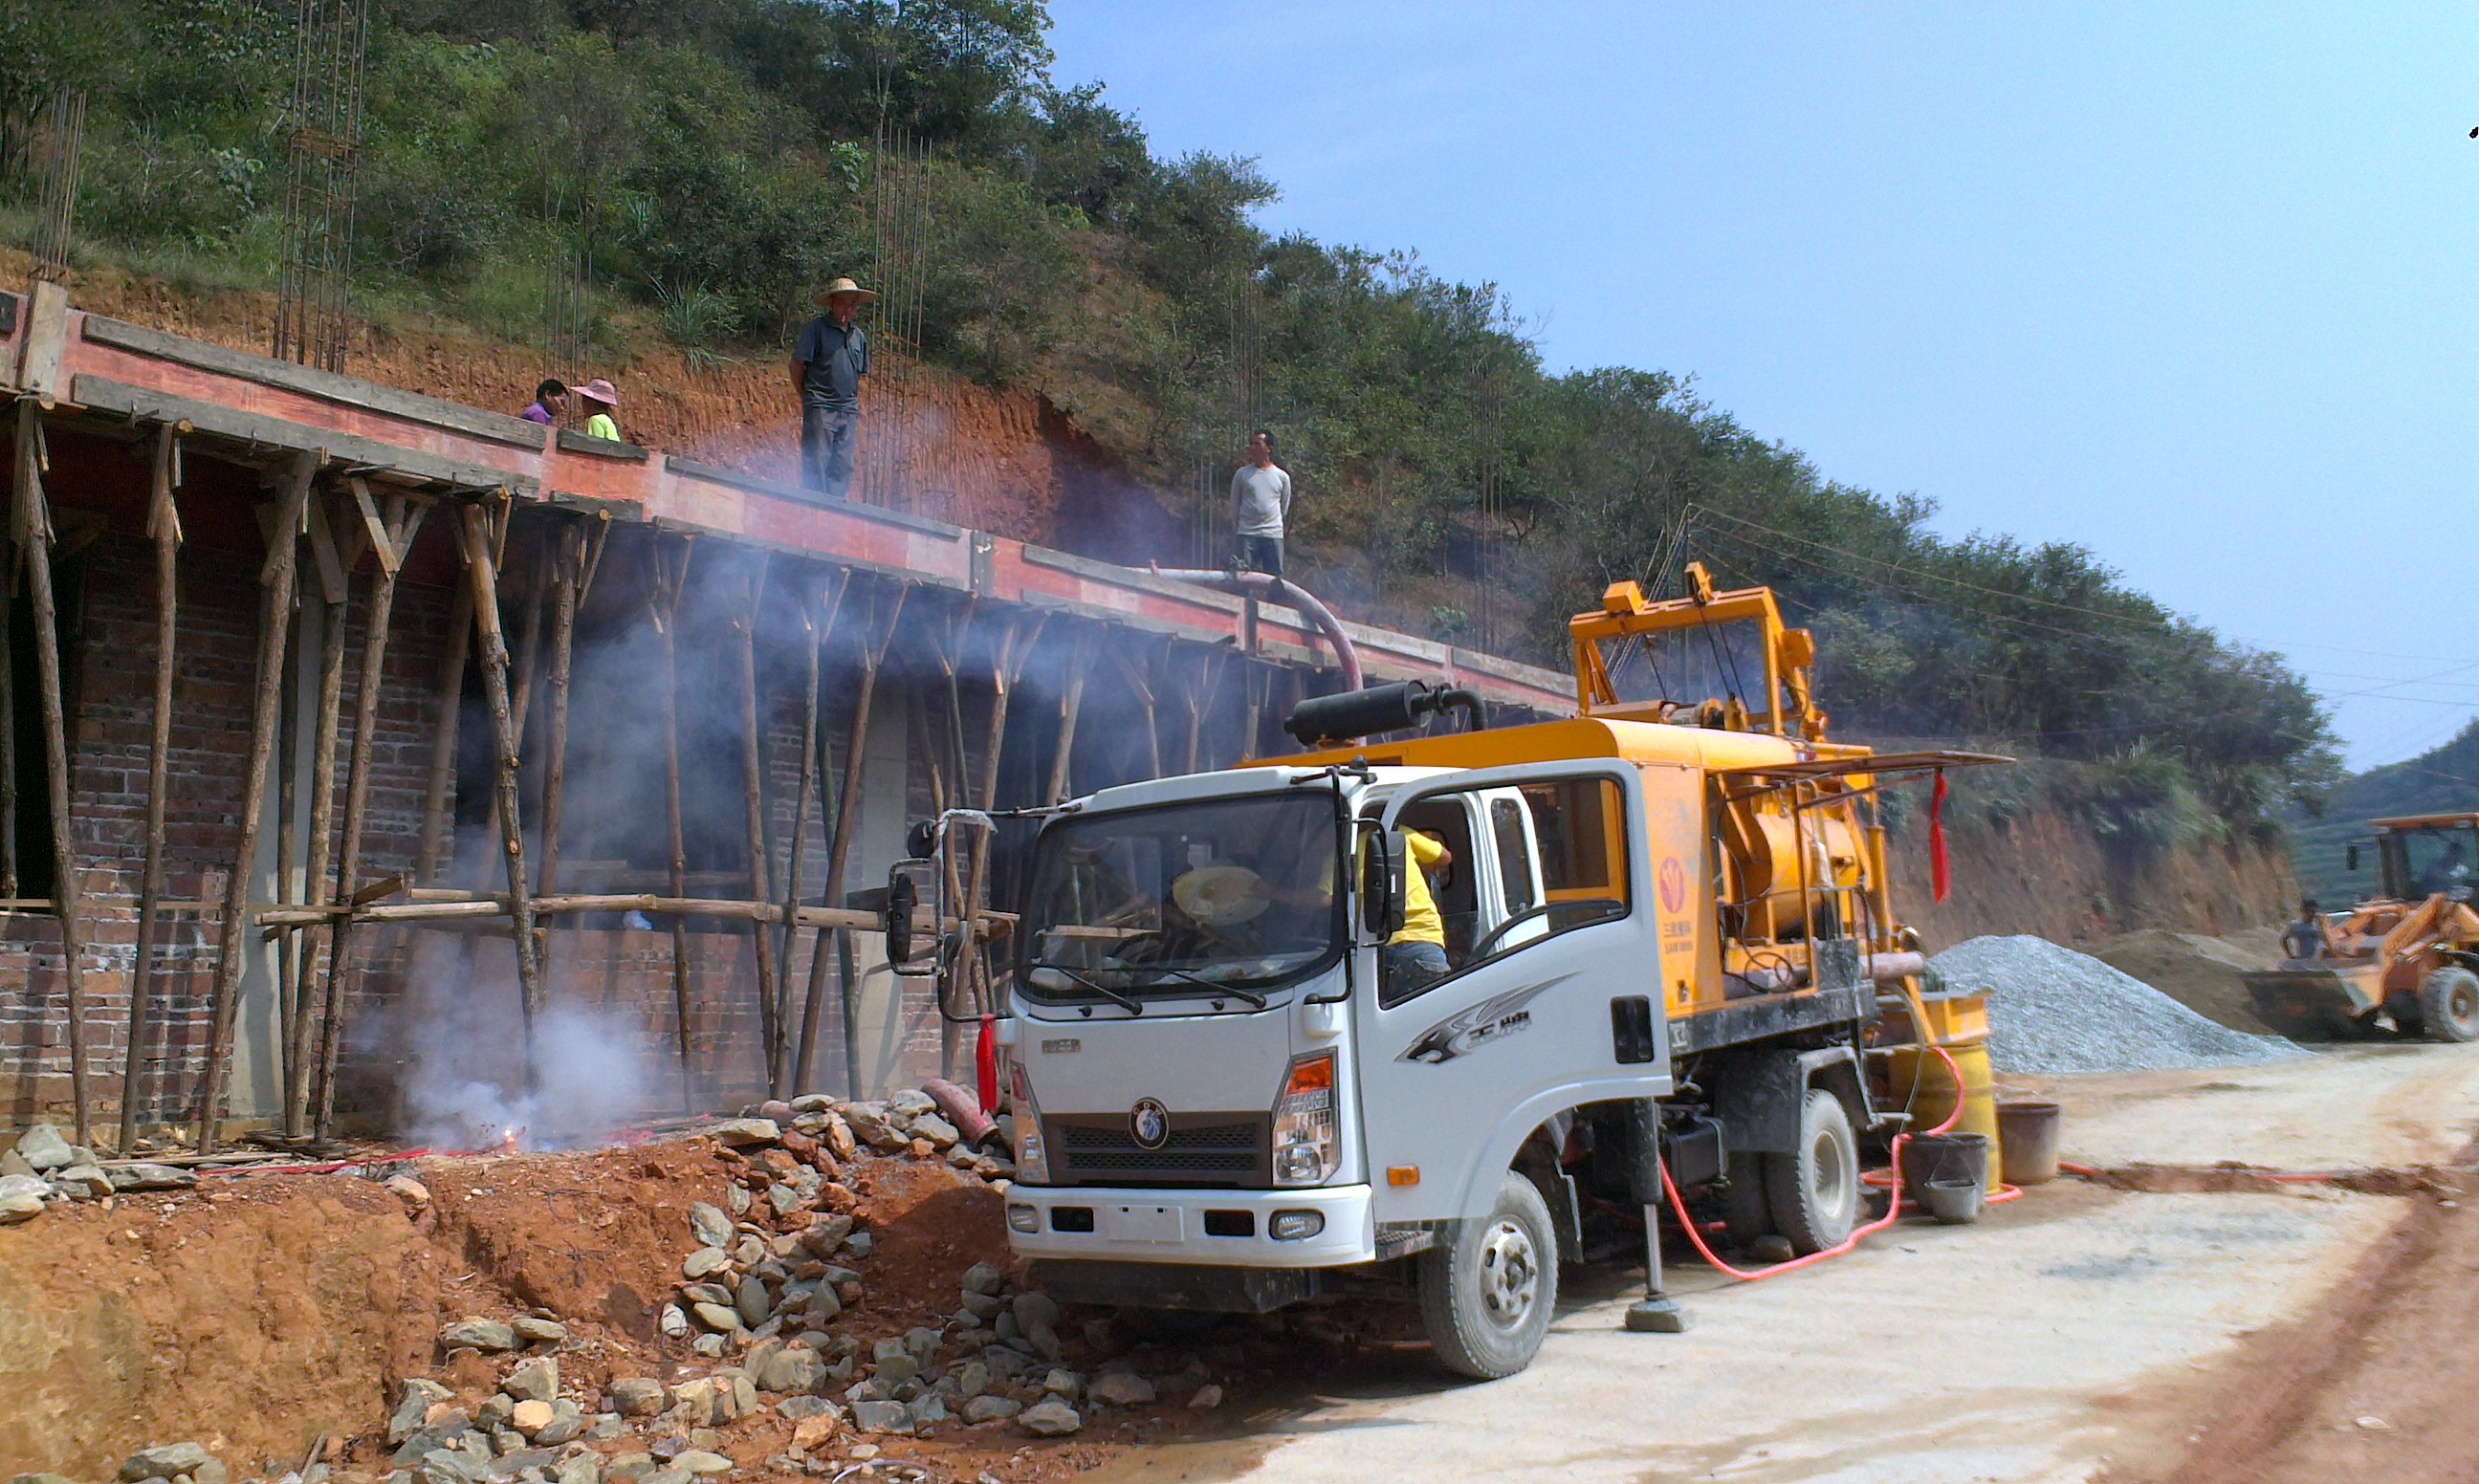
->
<box><xmin>2242</xmin><ymin>964</ymin><xmax>2383</xmax><ymax>1039</ymax></box>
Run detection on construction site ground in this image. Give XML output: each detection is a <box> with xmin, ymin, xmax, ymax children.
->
<box><xmin>10</xmin><ymin>1044</ymin><xmax>2479</xmax><ymax>1483</ymax></box>
<box><xmin>1078</xmin><ymin>1041</ymin><xmax>2479</xmax><ymax>1484</ymax></box>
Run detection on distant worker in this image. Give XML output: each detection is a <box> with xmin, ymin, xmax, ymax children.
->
<box><xmin>2280</xmin><ymin>899</ymin><xmax>2331</xmax><ymax>961</ymax></box>
<box><xmin>2420</xmin><ymin>839</ymin><xmax>2473</xmax><ymax>898</ymax></box>
<box><xmin>1229</xmin><ymin>428</ymin><xmax>1292</xmax><ymax>576</ymax></box>
<box><xmin>575</xmin><ymin>379</ymin><xmax>622</xmax><ymax>442</ymax></box>
<box><xmin>1384</xmin><ymin>828</ymin><xmax>1454</xmax><ymax>995</ymax></box>
<box><xmin>793</xmin><ymin>276</ymin><xmax>874</xmax><ymax>498</ymax></box>
<box><xmin>519</xmin><ymin>379</ymin><xmax>568</xmax><ymax>427</ymax></box>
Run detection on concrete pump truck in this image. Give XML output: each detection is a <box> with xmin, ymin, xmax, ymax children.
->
<box><xmin>883</xmin><ymin>563</ymin><xmax>1999</xmax><ymax>1378</ymax></box>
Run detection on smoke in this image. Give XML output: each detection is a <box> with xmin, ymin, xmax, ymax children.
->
<box><xmin>390</xmin><ymin>933</ymin><xmax>655</xmax><ymax>1151</ymax></box>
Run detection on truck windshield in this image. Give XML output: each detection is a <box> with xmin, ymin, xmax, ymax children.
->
<box><xmin>1018</xmin><ymin>791</ymin><xmax>1343</xmax><ymax>1001</ymax></box>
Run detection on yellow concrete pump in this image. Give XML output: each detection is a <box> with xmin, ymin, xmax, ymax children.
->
<box><xmin>886</xmin><ymin>562</ymin><xmax>2002</xmax><ymax>1377</ymax></box>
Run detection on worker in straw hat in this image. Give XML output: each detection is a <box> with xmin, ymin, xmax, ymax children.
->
<box><xmin>792</xmin><ymin>276</ymin><xmax>875</xmax><ymax>498</ymax></box>
<box><xmin>572</xmin><ymin>378</ymin><xmax>622</xmax><ymax>442</ymax></box>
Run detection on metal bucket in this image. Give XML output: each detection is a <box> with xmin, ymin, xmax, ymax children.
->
<box><xmin>1898</xmin><ymin>1132</ymin><xmax>1989</xmax><ymax>1224</ymax></box>
<box><xmin>1996</xmin><ymin>1100</ymin><xmax>2063</xmax><ymax>1186</ymax></box>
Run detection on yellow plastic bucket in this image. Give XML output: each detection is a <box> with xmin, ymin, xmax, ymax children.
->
<box><xmin>1884</xmin><ymin>992</ymin><xmax>2003</xmax><ymax>1192</ymax></box>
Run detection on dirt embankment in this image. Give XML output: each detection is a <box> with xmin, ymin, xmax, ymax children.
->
<box><xmin>1889</xmin><ymin>801</ymin><xmax>2296</xmax><ymax>950</ymax></box>
<box><xmin>0</xmin><ymin>1136</ymin><xmax>1018</xmax><ymax>1479</ymax></box>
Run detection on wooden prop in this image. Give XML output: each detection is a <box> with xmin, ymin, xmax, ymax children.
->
<box><xmin>119</xmin><ymin>426</ymin><xmax>183</xmax><ymax>1151</ymax></box>
<box><xmin>458</xmin><ymin>502</ymin><xmax>547</xmax><ymax>1080</ymax></box>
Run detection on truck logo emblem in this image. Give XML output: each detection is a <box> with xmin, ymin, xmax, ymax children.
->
<box><xmin>1658</xmin><ymin>858</ymin><xmax>1687</xmax><ymax>913</ymax></box>
<box><xmin>1130</xmin><ymin>1099</ymin><xmax>1171</xmax><ymax>1149</ymax></box>
<box><xmin>1400</xmin><ymin>974</ymin><xmax>1574</xmax><ymax>1064</ymax></box>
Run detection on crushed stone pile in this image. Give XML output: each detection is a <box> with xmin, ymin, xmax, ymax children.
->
<box><xmin>1931</xmin><ymin>934</ymin><xmax>2310</xmax><ymax>1074</ymax></box>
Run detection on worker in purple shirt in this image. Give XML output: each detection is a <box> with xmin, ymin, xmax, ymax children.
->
<box><xmin>520</xmin><ymin>379</ymin><xmax>568</xmax><ymax>426</ymax></box>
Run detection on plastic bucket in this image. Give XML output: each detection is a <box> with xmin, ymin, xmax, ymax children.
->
<box><xmin>1898</xmin><ymin>1132</ymin><xmax>1989</xmax><ymax>1224</ymax></box>
<box><xmin>1996</xmin><ymin>1100</ymin><xmax>2063</xmax><ymax>1187</ymax></box>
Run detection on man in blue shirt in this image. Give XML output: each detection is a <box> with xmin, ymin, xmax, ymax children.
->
<box><xmin>792</xmin><ymin>276</ymin><xmax>874</xmax><ymax>498</ymax></box>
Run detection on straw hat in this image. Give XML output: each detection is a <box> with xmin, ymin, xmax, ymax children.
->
<box><xmin>813</xmin><ymin>277</ymin><xmax>879</xmax><ymax>307</ymax></box>
<box><xmin>572</xmin><ymin>378</ymin><xmax>619</xmax><ymax>407</ymax></box>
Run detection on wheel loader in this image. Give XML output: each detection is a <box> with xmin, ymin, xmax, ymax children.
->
<box><xmin>2244</xmin><ymin>812</ymin><xmax>2479</xmax><ymax>1041</ymax></box>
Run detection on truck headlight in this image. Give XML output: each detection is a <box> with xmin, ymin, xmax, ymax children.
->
<box><xmin>1272</xmin><ymin>1052</ymin><xmax>1338</xmax><ymax>1187</ymax></box>
<box><xmin>1008</xmin><ymin>1059</ymin><xmax>1052</xmax><ymax>1185</ymax></box>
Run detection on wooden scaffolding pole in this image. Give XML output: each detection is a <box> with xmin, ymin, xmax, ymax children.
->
<box><xmin>458</xmin><ymin>502</ymin><xmax>547</xmax><ymax>1080</ymax></box>
<box><xmin>416</xmin><ymin>580</ymin><xmax>471</xmax><ymax>884</ymax></box>
<box><xmin>651</xmin><ymin>534</ymin><xmax>696</xmax><ymax>1110</ymax></box>
<box><xmin>11</xmin><ymin>404</ymin><xmax>90</xmax><ymax>1146</ymax></box>
<box><xmin>735</xmin><ymin>560</ymin><xmax>786</xmax><ymax>1094</ymax></box>
<box><xmin>120</xmin><ymin>425</ymin><xmax>184</xmax><ymax>1151</ymax></box>
<box><xmin>772</xmin><ymin>571</ymin><xmax>845</xmax><ymax>1094</ymax></box>
<box><xmin>536</xmin><ymin>513</ymin><xmax>607</xmax><ymax>904</ymax></box>
<box><xmin>1047</xmin><ymin>629</ymin><xmax>1093</xmax><ymax>804</ymax></box>
<box><xmin>282</xmin><ymin>492</ymin><xmax>359</xmax><ymax>1138</ymax></box>
<box><xmin>310</xmin><ymin>488</ymin><xmax>429</xmax><ymax>1141</ymax></box>
<box><xmin>195</xmin><ymin>449</ymin><xmax>317</xmax><ymax>1152</ymax></box>
<box><xmin>958</xmin><ymin>614</ymin><xmax>1043</xmax><ymax>1019</ymax></box>
<box><xmin>799</xmin><ymin>581</ymin><xmax>905</xmax><ymax>1097</ymax></box>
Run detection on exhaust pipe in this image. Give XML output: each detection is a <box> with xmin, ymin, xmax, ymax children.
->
<box><xmin>1283</xmin><ymin>679</ymin><xmax>1487</xmax><ymax>747</ymax></box>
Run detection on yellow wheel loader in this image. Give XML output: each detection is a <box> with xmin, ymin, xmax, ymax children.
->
<box><xmin>2245</xmin><ymin>813</ymin><xmax>2479</xmax><ymax>1041</ymax></box>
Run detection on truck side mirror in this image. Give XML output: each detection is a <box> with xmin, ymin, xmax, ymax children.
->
<box><xmin>884</xmin><ymin>860</ymin><xmax>936</xmax><ymax>976</ymax></box>
<box><xmin>2347</xmin><ymin>844</ymin><xmax>2360</xmax><ymax>872</ymax></box>
<box><xmin>1362</xmin><ymin>829</ymin><xmax>1406</xmax><ymax>939</ymax></box>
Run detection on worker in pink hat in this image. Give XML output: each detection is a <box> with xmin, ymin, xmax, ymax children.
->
<box><xmin>574</xmin><ymin>378</ymin><xmax>622</xmax><ymax>442</ymax></box>
<box><xmin>791</xmin><ymin>277</ymin><xmax>874</xmax><ymax>497</ymax></box>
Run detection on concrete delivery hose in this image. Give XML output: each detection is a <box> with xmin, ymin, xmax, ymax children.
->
<box><xmin>1149</xmin><ymin>567</ymin><xmax>1364</xmax><ymax>692</ymax></box>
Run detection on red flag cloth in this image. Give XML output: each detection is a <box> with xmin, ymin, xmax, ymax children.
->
<box><xmin>1929</xmin><ymin>771</ymin><xmax>1951</xmax><ymax>905</ymax></box>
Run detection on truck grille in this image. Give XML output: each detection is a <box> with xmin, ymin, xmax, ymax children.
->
<box><xmin>1046</xmin><ymin>1114</ymin><xmax>1270</xmax><ymax>1188</ymax></box>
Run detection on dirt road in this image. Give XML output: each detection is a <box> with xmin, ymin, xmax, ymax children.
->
<box><xmin>1079</xmin><ymin>1043</ymin><xmax>2479</xmax><ymax>1484</ymax></box>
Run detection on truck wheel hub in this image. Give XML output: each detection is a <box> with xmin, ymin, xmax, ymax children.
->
<box><xmin>1478</xmin><ymin>1218</ymin><xmax>1539</xmax><ymax>1324</ymax></box>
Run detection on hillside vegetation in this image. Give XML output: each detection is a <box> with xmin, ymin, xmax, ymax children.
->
<box><xmin>2</xmin><ymin>0</ymin><xmax>2340</xmax><ymax>848</ymax></box>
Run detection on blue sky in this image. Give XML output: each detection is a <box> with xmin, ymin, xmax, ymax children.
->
<box><xmin>1046</xmin><ymin>4</ymin><xmax>2479</xmax><ymax>770</ymax></box>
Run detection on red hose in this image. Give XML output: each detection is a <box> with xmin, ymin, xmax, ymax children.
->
<box><xmin>1663</xmin><ymin>1042</ymin><xmax>2016</xmax><ymax>1282</ymax></box>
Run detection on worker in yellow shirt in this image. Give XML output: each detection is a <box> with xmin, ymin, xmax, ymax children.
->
<box><xmin>1384</xmin><ymin>829</ymin><xmax>1454</xmax><ymax>994</ymax></box>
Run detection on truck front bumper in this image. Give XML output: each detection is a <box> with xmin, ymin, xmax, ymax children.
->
<box><xmin>1003</xmin><ymin>1182</ymin><xmax>1375</xmax><ymax>1268</ymax></box>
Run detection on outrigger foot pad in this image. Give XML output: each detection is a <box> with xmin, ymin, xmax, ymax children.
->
<box><xmin>1624</xmin><ymin>1295</ymin><xmax>1689</xmax><ymax>1333</ymax></box>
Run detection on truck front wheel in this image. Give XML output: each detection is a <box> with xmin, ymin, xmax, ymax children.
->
<box><xmin>1418</xmin><ymin>1171</ymin><xmax>1559</xmax><ymax>1379</ymax></box>
<box><xmin>1764</xmin><ymin>1089</ymin><xmax>1860</xmax><ymax>1254</ymax></box>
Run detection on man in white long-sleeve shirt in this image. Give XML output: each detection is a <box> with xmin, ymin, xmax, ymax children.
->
<box><xmin>1229</xmin><ymin>428</ymin><xmax>1293</xmax><ymax>576</ymax></box>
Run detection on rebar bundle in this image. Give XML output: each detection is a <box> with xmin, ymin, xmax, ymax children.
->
<box><xmin>272</xmin><ymin>0</ymin><xmax>369</xmax><ymax>373</ymax></box>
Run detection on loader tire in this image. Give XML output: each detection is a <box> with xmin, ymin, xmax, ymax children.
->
<box><xmin>1418</xmin><ymin>1171</ymin><xmax>1558</xmax><ymax>1380</ymax></box>
<box><xmin>1764</xmin><ymin>1089</ymin><xmax>1860</xmax><ymax>1255</ymax></box>
<box><xmin>2420</xmin><ymin>967</ymin><xmax>2479</xmax><ymax>1042</ymax></box>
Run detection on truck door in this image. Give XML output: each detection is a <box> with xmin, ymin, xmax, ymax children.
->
<box><xmin>1361</xmin><ymin>760</ymin><xmax>1669</xmax><ymax>1224</ymax></box>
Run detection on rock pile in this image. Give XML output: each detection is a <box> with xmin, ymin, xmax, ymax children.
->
<box><xmin>0</xmin><ymin>1123</ymin><xmax>197</xmax><ymax>1226</ymax></box>
<box><xmin>1931</xmin><ymin>934</ymin><xmax>2311</xmax><ymax>1074</ymax></box>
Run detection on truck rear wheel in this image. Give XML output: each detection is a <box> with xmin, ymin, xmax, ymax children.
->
<box><xmin>1418</xmin><ymin>1171</ymin><xmax>1558</xmax><ymax>1379</ymax></box>
<box><xmin>1764</xmin><ymin>1089</ymin><xmax>1859</xmax><ymax>1255</ymax></box>
<box><xmin>2420</xmin><ymin>967</ymin><xmax>2479</xmax><ymax>1042</ymax></box>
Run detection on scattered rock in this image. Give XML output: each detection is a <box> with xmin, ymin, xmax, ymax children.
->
<box><xmin>672</xmin><ymin>1451</ymin><xmax>731</xmax><ymax>1476</ymax></box>
<box><xmin>1190</xmin><ymin>1383</ymin><xmax>1224</xmax><ymax>1408</ymax></box>
<box><xmin>609</xmin><ymin>1379</ymin><xmax>667</xmax><ymax>1418</ymax></box>
<box><xmin>1089</xmin><ymin>1372</ymin><xmax>1156</xmax><ymax>1408</ymax></box>
<box><xmin>753</xmin><ymin>1346</ymin><xmax>831</xmax><ymax>1395</ymax></box>
<box><xmin>765</xmin><ymin>1183</ymin><xmax>803</xmax><ymax>1218</ymax></box>
<box><xmin>440</xmin><ymin>1318</ymin><xmax>518</xmax><ymax>1353</ymax></box>
<box><xmin>844</xmin><ymin>1232</ymin><xmax>874</xmax><ymax>1259</ymax></box>
<box><xmin>1012</xmin><ymin>1291</ymin><xmax>1060</xmax><ymax>1333</ymax></box>
<box><xmin>724</xmin><ymin>1183</ymin><xmax>752</xmax><ymax>1216</ymax></box>
<box><xmin>510</xmin><ymin>1400</ymin><xmax>555</xmax><ymax>1437</ymax></box>
<box><xmin>682</xmin><ymin>1248</ymin><xmax>729</xmax><ymax>1279</ymax></box>
<box><xmin>887</xmin><ymin>1088</ymin><xmax>937</xmax><ymax>1117</ymax></box>
<box><xmin>12</xmin><ymin>1473</ymin><xmax>77</xmax><ymax>1484</ymax></box>
<box><xmin>909</xmin><ymin>1114</ymin><xmax>960</xmax><ymax>1148</ymax></box>
<box><xmin>688</xmin><ymin>1203</ymin><xmax>733</xmax><ymax>1249</ymax></box>
<box><xmin>658</xmin><ymin>1304</ymin><xmax>690</xmax><ymax>1338</ymax></box>
<box><xmin>504</xmin><ymin>1356</ymin><xmax>559</xmax><ymax>1403</ymax></box>
<box><xmin>960</xmin><ymin>1261</ymin><xmax>1005</xmax><ymax>1296</ymax></box>
<box><xmin>0</xmin><ymin>1173</ymin><xmax>48</xmax><ymax>1223</ymax></box>
<box><xmin>962</xmin><ymin>1395</ymin><xmax>1021</xmax><ymax>1425</ymax></box>
<box><xmin>789</xmin><ymin>1093</ymin><xmax>834</xmax><ymax>1113</ymax></box>
<box><xmin>850</xmin><ymin>1400</ymin><xmax>911</xmax><ymax>1434</ymax></box>
<box><xmin>1041</xmin><ymin>1368</ymin><xmax>1083</xmax><ymax>1400</ymax></box>
<box><xmin>843</xmin><ymin>1105</ymin><xmax>909</xmax><ymax>1152</ymax></box>
<box><xmin>512</xmin><ymin>1315</ymin><xmax>569</xmax><ymax>1345</ymax></box>
<box><xmin>954</xmin><ymin>1360</ymin><xmax>989</xmax><ymax>1398</ymax></box>
<box><xmin>1017</xmin><ymin>1398</ymin><xmax>1083</xmax><ymax>1436</ymax></box>
<box><xmin>907</xmin><ymin>1393</ymin><xmax>950</xmax><ymax>1429</ymax></box>
<box><xmin>691</xmin><ymin>1302</ymin><xmax>743</xmax><ymax>1335</ymax></box>
<box><xmin>121</xmin><ymin>1445</ymin><xmax>215</xmax><ymax>1482</ymax></box>
<box><xmin>734</xmin><ymin>1274</ymin><xmax>772</xmax><ymax>1328</ymax></box>
<box><xmin>108</xmin><ymin>1163</ymin><xmax>196</xmax><ymax>1191</ymax></box>
<box><xmin>790</xmin><ymin>1411</ymin><xmax>840</xmax><ymax>1450</ymax></box>
<box><xmin>821</xmin><ymin>1112</ymin><xmax>857</xmax><ymax>1162</ymax></box>
<box><xmin>389</xmin><ymin>1380</ymin><xmax>454</xmax><ymax>1445</ymax></box>
<box><xmin>707</xmin><ymin>1118</ymin><xmax>780</xmax><ymax>1147</ymax></box>
<box><xmin>49</xmin><ymin>1164</ymin><xmax>111</xmax><ymax>1198</ymax></box>
<box><xmin>384</xmin><ymin>1174</ymin><xmax>431</xmax><ymax>1208</ymax></box>
<box><xmin>1026</xmin><ymin>1319</ymin><xmax>1063</xmax><ymax>1361</ymax></box>
<box><xmin>13</xmin><ymin>1123</ymin><xmax>72</xmax><ymax>1171</ymax></box>
<box><xmin>690</xmin><ymin>1333</ymin><xmax>727</xmax><ymax>1359</ymax></box>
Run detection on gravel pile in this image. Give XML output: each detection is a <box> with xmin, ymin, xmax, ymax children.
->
<box><xmin>1931</xmin><ymin>934</ymin><xmax>2310</xmax><ymax>1074</ymax></box>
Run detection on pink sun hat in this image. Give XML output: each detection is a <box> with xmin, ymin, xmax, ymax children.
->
<box><xmin>571</xmin><ymin>378</ymin><xmax>619</xmax><ymax>407</ymax></box>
